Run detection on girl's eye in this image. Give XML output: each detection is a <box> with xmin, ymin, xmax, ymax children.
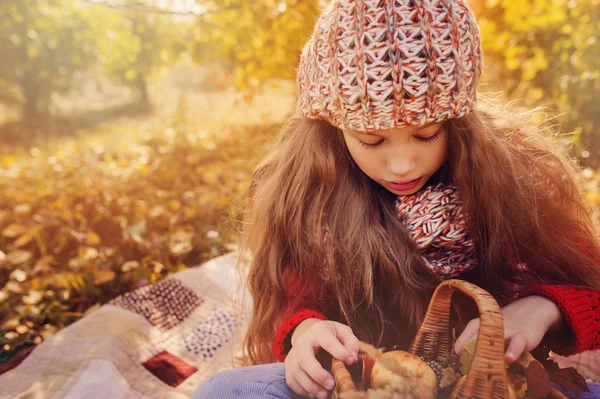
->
<box><xmin>417</xmin><ymin>129</ymin><xmax>442</xmax><ymax>143</ymax></box>
<box><xmin>358</xmin><ymin>140</ymin><xmax>383</xmax><ymax>149</ymax></box>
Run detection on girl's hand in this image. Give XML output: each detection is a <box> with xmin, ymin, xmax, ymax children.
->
<box><xmin>454</xmin><ymin>295</ymin><xmax>564</xmax><ymax>363</ymax></box>
<box><xmin>284</xmin><ymin>320</ymin><xmax>360</xmax><ymax>399</ymax></box>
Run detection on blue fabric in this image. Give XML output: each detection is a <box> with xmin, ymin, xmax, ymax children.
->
<box><xmin>191</xmin><ymin>362</ymin><xmax>303</xmax><ymax>399</ymax></box>
<box><xmin>555</xmin><ymin>381</ymin><xmax>600</xmax><ymax>399</ymax></box>
<box><xmin>191</xmin><ymin>362</ymin><xmax>600</xmax><ymax>399</ymax></box>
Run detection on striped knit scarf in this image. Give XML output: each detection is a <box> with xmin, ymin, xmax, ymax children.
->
<box><xmin>395</xmin><ymin>183</ymin><xmax>478</xmax><ymax>279</ymax></box>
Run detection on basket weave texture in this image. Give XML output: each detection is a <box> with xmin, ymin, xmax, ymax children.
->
<box><xmin>332</xmin><ymin>279</ymin><xmax>510</xmax><ymax>398</ymax></box>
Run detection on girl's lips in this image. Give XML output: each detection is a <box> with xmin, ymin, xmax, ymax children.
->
<box><xmin>387</xmin><ymin>177</ymin><xmax>422</xmax><ymax>191</ymax></box>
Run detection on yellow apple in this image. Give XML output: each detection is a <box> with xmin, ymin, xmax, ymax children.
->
<box><xmin>507</xmin><ymin>366</ymin><xmax>528</xmax><ymax>399</ymax></box>
<box><xmin>370</xmin><ymin>350</ymin><xmax>438</xmax><ymax>391</ymax></box>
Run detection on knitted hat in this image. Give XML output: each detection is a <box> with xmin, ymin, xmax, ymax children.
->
<box><xmin>297</xmin><ymin>0</ymin><xmax>483</xmax><ymax>132</ymax></box>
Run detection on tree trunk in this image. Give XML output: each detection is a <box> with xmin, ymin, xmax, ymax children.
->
<box><xmin>135</xmin><ymin>73</ymin><xmax>149</xmax><ymax>105</ymax></box>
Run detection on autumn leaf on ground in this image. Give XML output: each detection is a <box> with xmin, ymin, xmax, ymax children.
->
<box><xmin>93</xmin><ymin>270</ymin><xmax>116</xmax><ymax>286</ymax></box>
<box><xmin>525</xmin><ymin>360</ymin><xmax>552</xmax><ymax>398</ymax></box>
<box><xmin>546</xmin><ymin>362</ymin><xmax>591</xmax><ymax>399</ymax></box>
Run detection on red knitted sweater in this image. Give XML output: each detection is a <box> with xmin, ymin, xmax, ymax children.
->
<box><xmin>273</xmin><ymin>282</ymin><xmax>600</xmax><ymax>362</ymax></box>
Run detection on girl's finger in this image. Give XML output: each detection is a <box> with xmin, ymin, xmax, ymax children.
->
<box><xmin>334</xmin><ymin>324</ymin><xmax>360</xmax><ymax>360</ymax></box>
<box><xmin>286</xmin><ymin>372</ymin><xmax>311</xmax><ymax>398</ymax></box>
<box><xmin>293</xmin><ymin>366</ymin><xmax>328</xmax><ymax>399</ymax></box>
<box><xmin>317</xmin><ymin>333</ymin><xmax>355</xmax><ymax>365</ymax></box>
<box><xmin>504</xmin><ymin>333</ymin><xmax>527</xmax><ymax>364</ymax></box>
<box><xmin>298</xmin><ymin>355</ymin><xmax>335</xmax><ymax>391</ymax></box>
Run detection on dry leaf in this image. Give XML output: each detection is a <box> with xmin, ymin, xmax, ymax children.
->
<box><xmin>127</xmin><ymin>220</ymin><xmax>147</xmax><ymax>236</ymax></box>
<box><xmin>14</xmin><ymin>204</ymin><xmax>32</xmax><ymax>216</ymax></box>
<box><xmin>93</xmin><ymin>269</ymin><xmax>116</xmax><ymax>285</ymax></box>
<box><xmin>6</xmin><ymin>250</ymin><xmax>33</xmax><ymax>265</ymax></box>
<box><xmin>2</xmin><ymin>223</ymin><xmax>25</xmax><ymax>238</ymax></box>
<box><xmin>149</xmin><ymin>205</ymin><xmax>166</xmax><ymax>218</ymax></box>
<box><xmin>524</xmin><ymin>360</ymin><xmax>552</xmax><ymax>398</ymax></box>
<box><xmin>5</xmin><ymin>281</ymin><xmax>23</xmax><ymax>294</ymax></box>
<box><xmin>1</xmin><ymin>317</ymin><xmax>20</xmax><ymax>330</ymax></box>
<box><xmin>10</xmin><ymin>269</ymin><xmax>28</xmax><ymax>282</ymax></box>
<box><xmin>23</xmin><ymin>290</ymin><xmax>43</xmax><ymax>305</ymax></box>
<box><xmin>82</xmin><ymin>247</ymin><xmax>99</xmax><ymax>261</ymax></box>
<box><xmin>459</xmin><ymin>340</ymin><xmax>477</xmax><ymax>374</ymax></box>
<box><xmin>4</xmin><ymin>331</ymin><xmax>19</xmax><ymax>340</ymax></box>
<box><xmin>13</xmin><ymin>232</ymin><xmax>34</xmax><ymax>248</ymax></box>
<box><xmin>170</xmin><ymin>241</ymin><xmax>192</xmax><ymax>255</ymax></box>
<box><xmin>151</xmin><ymin>261</ymin><xmax>164</xmax><ymax>273</ymax></box>
<box><xmin>33</xmin><ymin>255</ymin><xmax>54</xmax><ymax>274</ymax></box>
<box><xmin>15</xmin><ymin>324</ymin><xmax>29</xmax><ymax>334</ymax></box>
<box><xmin>547</xmin><ymin>363</ymin><xmax>591</xmax><ymax>399</ymax></box>
<box><xmin>85</xmin><ymin>232</ymin><xmax>101</xmax><ymax>245</ymax></box>
<box><xmin>121</xmin><ymin>260</ymin><xmax>140</xmax><ymax>272</ymax></box>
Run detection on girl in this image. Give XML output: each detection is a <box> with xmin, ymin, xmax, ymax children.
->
<box><xmin>193</xmin><ymin>0</ymin><xmax>600</xmax><ymax>398</ymax></box>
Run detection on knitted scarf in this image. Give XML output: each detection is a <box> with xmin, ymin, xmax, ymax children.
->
<box><xmin>395</xmin><ymin>182</ymin><xmax>478</xmax><ymax>280</ymax></box>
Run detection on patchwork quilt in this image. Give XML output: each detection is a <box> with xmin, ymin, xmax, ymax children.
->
<box><xmin>0</xmin><ymin>252</ymin><xmax>250</xmax><ymax>398</ymax></box>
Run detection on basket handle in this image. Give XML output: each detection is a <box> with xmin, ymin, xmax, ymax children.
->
<box><xmin>409</xmin><ymin>279</ymin><xmax>509</xmax><ymax>398</ymax></box>
<box><xmin>332</xmin><ymin>358</ymin><xmax>357</xmax><ymax>395</ymax></box>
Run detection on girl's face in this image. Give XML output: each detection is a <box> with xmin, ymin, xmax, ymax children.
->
<box><xmin>342</xmin><ymin>122</ymin><xmax>448</xmax><ymax>195</ymax></box>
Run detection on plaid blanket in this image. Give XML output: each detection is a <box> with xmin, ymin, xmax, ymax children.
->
<box><xmin>0</xmin><ymin>252</ymin><xmax>250</xmax><ymax>399</ymax></box>
<box><xmin>1</xmin><ymin>251</ymin><xmax>598</xmax><ymax>398</ymax></box>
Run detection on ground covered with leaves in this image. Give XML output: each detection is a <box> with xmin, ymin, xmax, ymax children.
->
<box><xmin>0</xmin><ymin>113</ymin><xmax>277</xmax><ymax>363</ymax></box>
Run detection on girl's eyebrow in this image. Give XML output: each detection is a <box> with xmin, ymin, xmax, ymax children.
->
<box><xmin>354</xmin><ymin>122</ymin><xmax>440</xmax><ymax>138</ymax></box>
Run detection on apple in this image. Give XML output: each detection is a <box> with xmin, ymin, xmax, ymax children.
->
<box><xmin>507</xmin><ymin>366</ymin><xmax>528</xmax><ymax>399</ymax></box>
<box><xmin>370</xmin><ymin>350</ymin><xmax>438</xmax><ymax>391</ymax></box>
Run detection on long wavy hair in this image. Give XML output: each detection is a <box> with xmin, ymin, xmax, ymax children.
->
<box><xmin>233</xmin><ymin>95</ymin><xmax>600</xmax><ymax>365</ymax></box>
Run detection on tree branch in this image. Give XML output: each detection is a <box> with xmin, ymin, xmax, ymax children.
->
<box><xmin>77</xmin><ymin>0</ymin><xmax>210</xmax><ymax>17</ymax></box>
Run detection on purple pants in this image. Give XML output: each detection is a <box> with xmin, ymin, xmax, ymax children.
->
<box><xmin>191</xmin><ymin>363</ymin><xmax>303</xmax><ymax>399</ymax></box>
<box><xmin>191</xmin><ymin>362</ymin><xmax>600</xmax><ymax>399</ymax></box>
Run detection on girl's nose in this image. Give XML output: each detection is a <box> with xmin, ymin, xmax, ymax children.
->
<box><xmin>386</xmin><ymin>155</ymin><xmax>417</xmax><ymax>178</ymax></box>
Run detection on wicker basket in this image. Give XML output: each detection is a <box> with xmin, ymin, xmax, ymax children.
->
<box><xmin>331</xmin><ymin>279</ymin><xmax>570</xmax><ymax>399</ymax></box>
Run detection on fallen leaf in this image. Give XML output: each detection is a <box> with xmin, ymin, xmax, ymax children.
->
<box><xmin>5</xmin><ymin>281</ymin><xmax>23</xmax><ymax>294</ymax></box>
<box><xmin>93</xmin><ymin>269</ymin><xmax>116</xmax><ymax>286</ymax></box>
<box><xmin>15</xmin><ymin>324</ymin><xmax>29</xmax><ymax>334</ymax></box>
<box><xmin>525</xmin><ymin>360</ymin><xmax>552</xmax><ymax>398</ymax></box>
<box><xmin>13</xmin><ymin>232</ymin><xmax>34</xmax><ymax>248</ymax></box>
<box><xmin>2</xmin><ymin>223</ymin><xmax>25</xmax><ymax>238</ymax></box>
<box><xmin>547</xmin><ymin>363</ymin><xmax>591</xmax><ymax>399</ymax></box>
<box><xmin>121</xmin><ymin>260</ymin><xmax>140</xmax><ymax>272</ymax></box>
<box><xmin>10</xmin><ymin>269</ymin><xmax>27</xmax><ymax>282</ymax></box>
<box><xmin>6</xmin><ymin>250</ymin><xmax>33</xmax><ymax>265</ymax></box>
<box><xmin>82</xmin><ymin>247</ymin><xmax>99</xmax><ymax>261</ymax></box>
<box><xmin>23</xmin><ymin>290</ymin><xmax>43</xmax><ymax>305</ymax></box>
<box><xmin>127</xmin><ymin>220</ymin><xmax>147</xmax><ymax>236</ymax></box>
<box><xmin>85</xmin><ymin>232</ymin><xmax>101</xmax><ymax>245</ymax></box>
<box><xmin>1</xmin><ymin>317</ymin><xmax>20</xmax><ymax>330</ymax></box>
<box><xmin>459</xmin><ymin>340</ymin><xmax>478</xmax><ymax>374</ymax></box>
<box><xmin>14</xmin><ymin>204</ymin><xmax>32</xmax><ymax>216</ymax></box>
<box><xmin>170</xmin><ymin>241</ymin><xmax>192</xmax><ymax>255</ymax></box>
